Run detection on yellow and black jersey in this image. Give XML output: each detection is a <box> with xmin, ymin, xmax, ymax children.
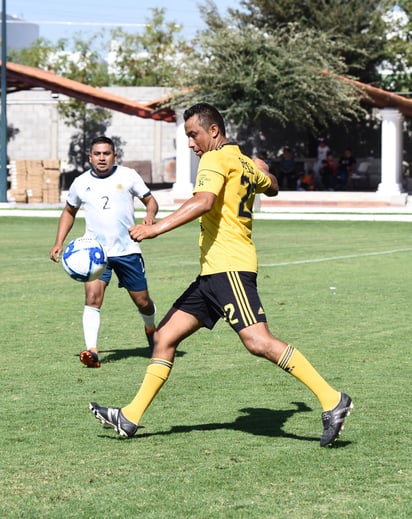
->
<box><xmin>193</xmin><ymin>144</ymin><xmax>272</xmax><ymax>275</ymax></box>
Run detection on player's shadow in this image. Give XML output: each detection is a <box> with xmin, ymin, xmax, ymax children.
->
<box><xmin>142</xmin><ymin>402</ymin><xmax>320</xmax><ymax>442</ymax></box>
<box><xmin>100</xmin><ymin>402</ymin><xmax>350</xmax><ymax>445</ymax></box>
<box><xmin>94</xmin><ymin>348</ymin><xmax>186</xmax><ymax>363</ymax></box>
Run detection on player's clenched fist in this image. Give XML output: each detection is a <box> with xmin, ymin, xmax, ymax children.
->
<box><xmin>129</xmin><ymin>223</ymin><xmax>158</xmax><ymax>242</ymax></box>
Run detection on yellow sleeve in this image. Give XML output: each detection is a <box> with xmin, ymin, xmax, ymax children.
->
<box><xmin>255</xmin><ymin>167</ymin><xmax>272</xmax><ymax>194</ymax></box>
<box><xmin>193</xmin><ymin>153</ymin><xmax>225</xmax><ymax>195</ymax></box>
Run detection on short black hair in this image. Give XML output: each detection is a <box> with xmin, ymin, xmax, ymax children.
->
<box><xmin>183</xmin><ymin>103</ymin><xmax>226</xmax><ymax>136</ymax></box>
<box><xmin>90</xmin><ymin>136</ymin><xmax>115</xmax><ymax>153</ymax></box>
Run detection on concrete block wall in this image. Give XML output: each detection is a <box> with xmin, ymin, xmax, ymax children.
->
<box><xmin>6</xmin><ymin>87</ymin><xmax>177</xmax><ymax>183</ymax></box>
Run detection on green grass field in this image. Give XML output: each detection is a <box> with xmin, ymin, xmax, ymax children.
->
<box><xmin>1</xmin><ymin>216</ymin><xmax>411</xmax><ymax>518</ymax></box>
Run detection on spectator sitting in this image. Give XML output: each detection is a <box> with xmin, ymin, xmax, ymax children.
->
<box><xmin>278</xmin><ymin>147</ymin><xmax>297</xmax><ymax>190</ymax></box>
<box><xmin>297</xmin><ymin>169</ymin><xmax>315</xmax><ymax>191</ymax></box>
<box><xmin>336</xmin><ymin>148</ymin><xmax>356</xmax><ymax>190</ymax></box>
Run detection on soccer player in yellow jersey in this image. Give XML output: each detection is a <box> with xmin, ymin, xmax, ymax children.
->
<box><xmin>90</xmin><ymin>103</ymin><xmax>353</xmax><ymax>447</ymax></box>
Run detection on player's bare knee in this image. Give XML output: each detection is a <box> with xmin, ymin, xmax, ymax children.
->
<box><xmin>85</xmin><ymin>294</ymin><xmax>103</xmax><ymax>307</ymax></box>
<box><xmin>132</xmin><ymin>292</ymin><xmax>154</xmax><ymax>313</ymax></box>
<box><xmin>138</xmin><ymin>300</ymin><xmax>154</xmax><ymax>314</ymax></box>
<box><xmin>243</xmin><ymin>340</ymin><xmax>266</xmax><ymax>357</ymax></box>
<box><xmin>152</xmin><ymin>338</ymin><xmax>176</xmax><ymax>361</ymax></box>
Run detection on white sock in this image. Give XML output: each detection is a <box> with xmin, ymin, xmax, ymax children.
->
<box><xmin>83</xmin><ymin>305</ymin><xmax>101</xmax><ymax>350</ymax></box>
<box><xmin>139</xmin><ymin>304</ymin><xmax>156</xmax><ymax>329</ymax></box>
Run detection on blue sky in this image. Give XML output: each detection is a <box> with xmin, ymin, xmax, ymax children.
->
<box><xmin>6</xmin><ymin>0</ymin><xmax>236</xmax><ymax>42</ymax></box>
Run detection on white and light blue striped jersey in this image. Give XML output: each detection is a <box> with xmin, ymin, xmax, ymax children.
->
<box><xmin>67</xmin><ymin>165</ymin><xmax>151</xmax><ymax>257</ymax></box>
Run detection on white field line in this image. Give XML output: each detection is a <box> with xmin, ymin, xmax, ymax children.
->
<box><xmin>260</xmin><ymin>248</ymin><xmax>412</xmax><ymax>267</ymax></box>
<box><xmin>253</xmin><ymin>212</ymin><xmax>412</xmax><ymax>222</ymax></box>
<box><xmin>2</xmin><ymin>213</ymin><xmax>412</xmax><ymax>223</ymax></box>
<box><xmin>2</xmin><ymin>208</ymin><xmax>412</xmax><ymax>222</ymax></box>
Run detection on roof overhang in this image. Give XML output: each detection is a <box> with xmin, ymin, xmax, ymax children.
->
<box><xmin>340</xmin><ymin>75</ymin><xmax>412</xmax><ymax>119</ymax></box>
<box><xmin>2</xmin><ymin>61</ymin><xmax>412</xmax><ymax>120</ymax></box>
<box><xmin>0</xmin><ymin>61</ymin><xmax>176</xmax><ymax>122</ymax></box>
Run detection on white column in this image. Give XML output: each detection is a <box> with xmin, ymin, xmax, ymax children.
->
<box><xmin>152</xmin><ymin>117</ymin><xmax>162</xmax><ymax>182</ymax></box>
<box><xmin>172</xmin><ymin>111</ymin><xmax>194</xmax><ymax>197</ymax></box>
<box><xmin>377</xmin><ymin>108</ymin><xmax>403</xmax><ymax>195</ymax></box>
<box><xmin>50</xmin><ymin>102</ymin><xmax>59</xmax><ymax>160</ymax></box>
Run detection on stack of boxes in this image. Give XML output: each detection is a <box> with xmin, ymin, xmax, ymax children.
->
<box><xmin>42</xmin><ymin>160</ymin><xmax>61</xmax><ymax>204</ymax></box>
<box><xmin>8</xmin><ymin>160</ymin><xmax>61</xmax><ymax>204</ymax></box>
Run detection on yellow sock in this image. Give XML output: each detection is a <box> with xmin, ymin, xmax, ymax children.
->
<box><xmin>277</xmin><ymin>345</ymin><xmax>340</xmax><ymax>411</ymax></box>
<box><xmin>122</xmin><ymin>358</ymin><xmax>173</xmax><ymax>424</ymax></box>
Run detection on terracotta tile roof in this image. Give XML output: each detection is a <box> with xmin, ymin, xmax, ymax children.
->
<box><xmin>0</xmin><ymin>61</ymin><xmax>176</xmax><ymax>122</ymax></box>
<box><xmin>339</xmin><ymin>75</ymin><xmax>412</xmax><ymax>118</ymax></box>
<box><xmin>2</xmin><ymin>61</ymin><xmax>412</xmax><ymax>120</ymax></box>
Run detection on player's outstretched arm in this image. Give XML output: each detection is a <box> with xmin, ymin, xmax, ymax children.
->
<box><xmin>129</xmin><ymin>191</ymin><xmax>216</xmax><ymax>242</ymax></box>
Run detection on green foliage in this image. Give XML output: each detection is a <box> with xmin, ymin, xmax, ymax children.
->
<box><xmin>8</xmin><ymin>36</ymin><xmax>62</xmax><ymax>68</ymax></box>
<box><xmin>108</xmin><ymin>8</ymin><xmax>193</xmax><ymax>87</ymax></box>
<box><xmin>173</xmin><ymin>8</ymin><xmax>365</xmax><ymax>137</ymax></box>
<box><xmin>0</xmin><ymin>216</ymin><xmax>411</xmax><ymax>518</ymax></box>
<box><xmin>51</xmin><ymin>33</ymin><xmax>110</xmax><ymax>86</ymax></box>
<box><xmin>9</xmin><ymin>33</ymin><xmax>110</xmax><ymax>86</ymax></box>
<box><xmin>379</xmin><ymin>0</ymin><xmax>412</xmax><ymax>92</ymax></box>
<box><xmin>230</xmin><ymin>0</ymin><xmax>390</xmax><ymax>83</ymax></box>
<box><xmin>9</xmin><ymin>9</ymin><xmax>189</xmax><ymax>88</ymax></box>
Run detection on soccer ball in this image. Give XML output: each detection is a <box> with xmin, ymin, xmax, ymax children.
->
<box><xmin>62</xmin><ymin>237</ymin><xmax>107</xmax><ymax>282</ymax></box>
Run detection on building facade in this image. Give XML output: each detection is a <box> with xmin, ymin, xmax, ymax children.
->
<box><xmin>6</xmin><ymin>86</ymin><xmax>177</xmax><ymax>184</ymax></box>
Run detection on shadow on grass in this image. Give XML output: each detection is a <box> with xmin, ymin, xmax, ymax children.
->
<box><xmin>142</xmin><ymin>402</ymin><xmax>320</xmax><ymax>443</ymax></box>
<box><xmin>96</xmin><ymin>401</ymin><xmax>354</xmax><ymax>446</ymax></box>
<box><xmin>76</xmin><ymin>348</ymin><xmax>186</xmax><ymax>363</ymax></box>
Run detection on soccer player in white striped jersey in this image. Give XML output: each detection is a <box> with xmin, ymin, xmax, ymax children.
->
<box><xmin>50</xmin><ymin>136</ymin><xmax>158</xmax><ymax>367</ymax></box>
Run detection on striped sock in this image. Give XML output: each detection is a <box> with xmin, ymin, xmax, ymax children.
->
<box><xmin>278</xmin><ymin>345</ymin><xmax>340</xmax><ymax>411</ymax></box>
<box><xmin>122</xmin><ymin>358</ymin><xmax>173</xmax><ymax>424</ymax></box>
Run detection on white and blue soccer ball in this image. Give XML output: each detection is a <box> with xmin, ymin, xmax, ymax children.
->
<box><xmin>62</xmin><ymin>237</ymin><xmax>107</xmax><ymax>282</ymax></box>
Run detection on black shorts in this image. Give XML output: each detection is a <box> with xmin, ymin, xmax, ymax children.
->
<box><xmin>173</xmin><ymin>272</ymin><xmax>267</xmax><ymax>332</ymax></box>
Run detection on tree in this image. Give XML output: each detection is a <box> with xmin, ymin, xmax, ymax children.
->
<box><xmin>171</xmin><ymin>4</ymin><xmax>365</xmax><ymax>152</ymax></box>
<box><xmin>8</xmin><ymin>36</ymin><xmax>63</xmax><ymax>69</ymax></box>
<box><xmin>9</xmin><ymin>8</ymin><xmax>191</xmax><ymax>88</ymax></box>
<box><xmin>379</xmin><ymin>1</ymin><xmax>412</xmax><ymax>92</ymax></box>
<box><xmin>228</xmin><ymin>0</ymin><xmax>389</xmax><ymax>84</ymax></box>
<box><xmin>8</xmin><ymin>33</ymin><xmax>109</xmax><ymax>85</ymax></box>
<box><xmin>9</xmin><ymin>33</ymin><xmax>119</xmax><ymax>170</ymax></box>
<box><xmin>107</xmin><ymin>8</ymin><xmax>193</xmax><ymax>86</ymax></box>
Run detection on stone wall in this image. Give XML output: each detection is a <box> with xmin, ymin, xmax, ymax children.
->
<box><xmin>6</xmin><ymin>86</ymin><xmax>177</xmax><ymax>184</ymax></box>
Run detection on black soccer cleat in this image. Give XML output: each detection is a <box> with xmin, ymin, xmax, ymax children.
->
<box><xmin>89</xmin><ymin>402</ymin><xmax>138</xmax><ymax>438</ymax></box>
<box><xmin>320</xmin><ymin>392</ymin><xmax>353</xmax><ymax>447</ymax></box>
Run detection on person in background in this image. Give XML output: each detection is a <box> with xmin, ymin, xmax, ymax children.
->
<box><xmin>278</xmin><ymin>146</ymin><xmax>297</xmax><ymax>190</ymax></box>
<box><xmin>320</xmin><ymin>151</ymin><xmax>337</xmax><ymax>190</ymax></box>
<box><xmin>50</xmin><ymin>136</ymin><xmax>158</xmax><ymax>367</ymax></box>
<box><xmin>297</xmin><ymin>169</ymin><xmax>315</xmax><ymax>191</ymax></box>
<box><xmin>89</xmin><ymin>103</ymin><xmax>353</xmax><ymax>447</ymax></box>
<box><xmin>314</xmin><ymin>138</ymin><xmax>331</xmax><ymax>187</ymax></box>
<box><xmin>336</xmin><ymin>148</ymin><xmax>357</xmax><ymax>190</ymax></box>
